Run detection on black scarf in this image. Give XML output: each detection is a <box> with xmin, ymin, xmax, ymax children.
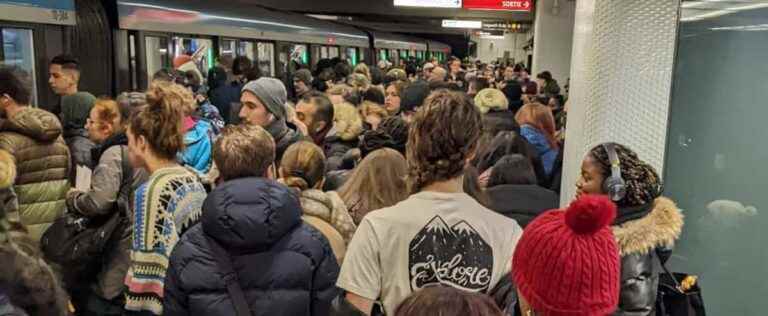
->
<box><xmin>91</xmin><ymin>132</ymin><xmax>128</xmax><ymax>166</ymax></box>
<box><xmin>614</xmin><ymin>202</ymin><xmax>654</xmax><ymax>225</ymax></box>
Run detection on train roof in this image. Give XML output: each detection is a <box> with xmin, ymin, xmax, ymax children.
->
<box><xmin>372</xmin><ymin>31</ymin><xmax>428</xmax><ymax>51</ymax></box>
<box><xmin>117</xmin><ymin>0</ymin><xmax>370</xmax><ymax>47</ymax></box>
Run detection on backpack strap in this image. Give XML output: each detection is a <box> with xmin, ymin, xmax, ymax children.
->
<box><xmin>205</xmin><ymin>235</ymin><xmax>253</xmax><ymax>316</ymax></box>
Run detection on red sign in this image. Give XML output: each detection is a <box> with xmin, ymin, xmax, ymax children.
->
<box><xmin>463</xmin><ymin>0</ymin><xmax>533</xmax><ymax>11</ymax></box>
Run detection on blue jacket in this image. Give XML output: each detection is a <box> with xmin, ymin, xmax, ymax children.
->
<box><xmin>163</xmin><ymin>178</ymin><xmax>340</xmax><ymax>316</ymax></box>
<box><xmin>180</xmin><ymin>119</ymin><xmax>213</xmax><ymax>174</ymax></box>
<box><xmin>520</xmin><ymin>125</ymin><xmax>559</xmax><ymax>176</ymax></box>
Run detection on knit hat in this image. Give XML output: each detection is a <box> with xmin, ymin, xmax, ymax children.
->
<box><xmin>423</xmin><ymin>62</ymin><xmax>435</xmax><ymax>70</ymax></box>
<box><xmin>293</xmin><ymin>69</ymin><xmax>313</xmax><ymax>86</ymax></box>
<box><xmin>242</xmin><ymin>78</ymin><xmax>288</xmax><ymax>120</ymax></box>
<box><xmin>512</xmin><ymin>195</ymin><xmax>620</xmax><ymax>316</ymax></box>
<box><xmin>474</xmin><ymin>88</ymin><xmax>509</xmax><ymax>114</ymax></box>
<box><xmin>401</xmin><ymin>81</ymin><xmax>430</xmax><ymax>113</ymax></box>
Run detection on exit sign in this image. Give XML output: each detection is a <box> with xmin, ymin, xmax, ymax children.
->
<box><xmin>463</xmin><ymin>0</ymin><xmax>532</xmax><ymax>11</ymax></box>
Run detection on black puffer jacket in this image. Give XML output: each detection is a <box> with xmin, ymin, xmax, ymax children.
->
<box><xmin>612</xmin><ymin>197</ymin><xmax>683</xmax><ymax>316</ymax></box>
<box><xmin>163</xmin><ymin>177</ymin><xmax>340</xmax><ymax>316</ymax></box>
<box><xmin>486</xmin><ymin>184</ymin><xmax>559</xmax><ymax>228</ymax></box>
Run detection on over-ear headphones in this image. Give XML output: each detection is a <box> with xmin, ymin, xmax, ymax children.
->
<box><xmin>602</xmin><ymin>143</ymin><xmax>627</xmax><ymax>202</ymax></box>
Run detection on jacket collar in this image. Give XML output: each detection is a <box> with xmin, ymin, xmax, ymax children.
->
<box><xmin>612</xmin><ymin>197</ymin><xmax>684</xmax><ymax>256</ymax></box>
<box><xmin>91</xmin><ymin>132</ymin><xmax>128</xmax><ymax>165</ymax></box>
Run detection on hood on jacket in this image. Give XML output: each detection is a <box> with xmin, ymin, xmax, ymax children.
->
<box><xmin>300</xmin><ymin>189</ymin><xmax>336</xmax><ymax>223</ymax></box>
<box><xmin>202</xmin><ymin>177</ymin><xmax>302</xmax><ymax>252</ymax></box>
<box><xmin>1</xmin><ymin>107</ymin><xmax>62</xmax><ymax>143</ymax></box>
<box><xmin>0</xmin><ymin>150</ymin><xmax>15</xmax><ymax>189</ymax></box>
<box><xmin>332</xmin><ymin>102</ymin><xmax>363</xmax><ymax>141</ymax></box>
<box><xmin>612</xmin><ymin>197</ymin><xmax>684</xmax><ymax>256</ymax></box>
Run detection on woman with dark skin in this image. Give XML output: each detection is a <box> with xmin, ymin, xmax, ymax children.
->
<box><xmin>576</xmin><ymin>142</ymin><xmax>684</xmax><ymax>316</ymax></box>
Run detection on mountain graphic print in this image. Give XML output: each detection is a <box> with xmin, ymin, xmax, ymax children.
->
<box><xmin>408</xmin><ymin>215</ymin><xmax>494</xmax><ymax>292</ymax></box>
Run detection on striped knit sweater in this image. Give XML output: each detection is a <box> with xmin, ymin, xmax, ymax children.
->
<box><xmin>124</xmin><ymin>166</ymin><xmax>206</xmax><ymax>315</ymax></box>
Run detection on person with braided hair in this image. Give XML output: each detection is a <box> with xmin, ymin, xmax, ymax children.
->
<box><xmin>576</xmin><ymin>142</ymin><xmax>684</xmax><ymax>315</ymax></box>
<box><xmin>336</xmin><ymin>89</ymin><xmax>522</xmax><ymax>315</ymax></box>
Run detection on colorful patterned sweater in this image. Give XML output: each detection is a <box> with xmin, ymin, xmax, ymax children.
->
<box><xmin>124</xmin><ymin>166</ymin><xmax>206</xmax><ymax>315</ymax></box>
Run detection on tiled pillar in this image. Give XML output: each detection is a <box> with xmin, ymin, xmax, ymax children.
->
<box><xmin>560</xmin><ymin>0</ymin><xmax>681</xmax><ymax>204</ymax></box>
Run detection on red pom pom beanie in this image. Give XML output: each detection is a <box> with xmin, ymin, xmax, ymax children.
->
<box><xmin>512</xmin><ymin>194</ymin><xmax>620</xmax><ymax>316</ymax></box>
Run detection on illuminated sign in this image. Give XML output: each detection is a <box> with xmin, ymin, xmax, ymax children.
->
<box><xmin>394</xmin><ymin>0</ymin><xmax>462</xmax><ymax>8</ymax></box>
<box><xmin>463</xmin><ymin>0</ymin><xmax>533</xmax><ymax>11</ymax></box>
<box><xmin>442</xmin><ymin>19</ymin><xmax>483</xmax><ymax>29</ymax></box>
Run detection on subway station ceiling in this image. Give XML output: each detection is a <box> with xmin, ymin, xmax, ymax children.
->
<box><xmin>235</xmin><ymin>0</ymin><xmax>533</xmax><ymax>34</ymax></box>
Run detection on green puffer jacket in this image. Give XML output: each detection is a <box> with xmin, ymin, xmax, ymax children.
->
<box><xmin>0</xmin><ymin>107</ymin><xmax>70</xmax><ymax>242</ymax></box>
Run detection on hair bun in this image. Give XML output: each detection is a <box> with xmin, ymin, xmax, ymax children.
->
<box><xmin>564</xmin><ymin>195</ymin><xmax>617</xmax><ymax>234</ymax></box>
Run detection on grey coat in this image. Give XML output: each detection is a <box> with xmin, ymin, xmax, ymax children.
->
<box><xmin>66</xmin><ymin>142</ymin><xmax>146</xmax><ymax>300</ymax></box>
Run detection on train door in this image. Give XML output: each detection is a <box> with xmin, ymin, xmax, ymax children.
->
<box><xmin>138</xmin><ymin>33</ymin><xmax>170</xmax><ymax>89</ymax></box>
<box><xmin>0</xmin><ymin>26</ymin><xmax>38</xmax><ymax>105</ymax></box>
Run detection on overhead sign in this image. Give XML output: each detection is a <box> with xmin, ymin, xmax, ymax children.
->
<box><xmin>442</xmin><ymin>20</ymin><xmax>483</xmax><ymax>29</ymax></box>
<box><xmin>394</xmin><ymin>0</ymin><xmax>462</xmax><ymax>8</ymax></box>
<box><xmin>0</xmin><ymin>0</ymin><xmax>76</xmax><ymax>25</ymax></box>
<box><xmin>463</xmin><ymin>0</ymin><xmax>533</xmax><ymax>11</ymax></box>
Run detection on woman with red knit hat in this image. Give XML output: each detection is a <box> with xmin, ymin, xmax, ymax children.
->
<box><xmin>513</xmin><ymin>194</ymin><xmax>621</xmax><ymax>316</ymax></box>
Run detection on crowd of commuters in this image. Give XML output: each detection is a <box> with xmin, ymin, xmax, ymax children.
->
<box><xmin>0</xmin><ymin>52</ymin><xmax>684</xmax><ymax>316</ymax></box>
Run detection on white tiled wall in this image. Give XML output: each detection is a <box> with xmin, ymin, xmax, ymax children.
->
<box><xmin>560</xmin><ymin>0</ymin><xmax>681</xmax><ymax>205</ymax></box>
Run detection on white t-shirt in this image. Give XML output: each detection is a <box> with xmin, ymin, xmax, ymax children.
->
<box><xmin>336</xmin><ymin>191</ymin><xmax>523</xmax><ymax>314</ymax></box>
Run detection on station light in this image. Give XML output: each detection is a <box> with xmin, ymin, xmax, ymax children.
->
<box><xmin>442</xmin><ymin>20</ymin><xmax>483</xmax><ymax>29</ymax></box>
<box><xmin>394</xmin><ymin>0</ymin><xmax>462</xmax><ymax>8</ymax></box>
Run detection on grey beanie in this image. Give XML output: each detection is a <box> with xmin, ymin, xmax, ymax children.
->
<box><xmin>293</xmin><ymin>69</ymin><xmax>313</xmax><ymax>86</ymax></box>
<box><xmin>242</xmin><ymin>77</ymin><xmax>287</xmax><ymax>120</ymax></box>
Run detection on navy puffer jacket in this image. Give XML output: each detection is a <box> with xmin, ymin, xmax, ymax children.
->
<box><xmin>163</xmin><ymin>177</ymin><xmax>340</xmax><ymax>316</ymax></box>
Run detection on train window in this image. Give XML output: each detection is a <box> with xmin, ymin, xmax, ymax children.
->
<box><xmin>172</xmin><ymin>36</ymin><xmax>213</xmax><ymax>79</ymax></box>
<box><xmin>1</xmin><ymin>28</ymin><xmax>37</xmax><ymax>105</ymax></box>
<box><xmin>321</xmin><ymin>46</ymin><xmax>329</xmax><ymax>59</ymax></box>
<box><xmin>256</xmin><ymin>42</ymin><xmax>274</xmax><ymax>77</ymax></box>
<box><xmin>329</xmin><ymin>46</ymin><xmax>339</xmax><ymax>59</ymax></box>
<box><xmin>238</xmin><ymin>41</ymin><xmax>255</xmax><ymax>61</ymax></box>
<box><xmin>345</xmin><ymin>47</ymin><xmax>357</xmax><ymax>66</ymax></box>
<box><xmin>290</xmin><ymin>44</ymin><xmax>308</xmax><ymax>66</ymax></box>
<box><xmin>220</xmin><ymin>39</ymin><xmax>237</xmax><ymax>62</ymax></box>
<box><xmin>145</xmin><ymin>36</ymin><xmax>169</xmax><ymax>84</ymax></box>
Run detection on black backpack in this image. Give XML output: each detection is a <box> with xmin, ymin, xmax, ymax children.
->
<box><xmin>41</xmin><ymin>146</ymin><xmax>132</xmax><ymax>285</ymax></box>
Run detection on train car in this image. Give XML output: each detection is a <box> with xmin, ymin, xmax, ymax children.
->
<box><xmin>371</xmin><ymin>31</ymin><xmax>428</xmax><ymax>66</ymax></box>
<box><xmin>114</xmin><ymin>0</ymin><xmax>371</xmax><ymax>92</ymax></box>
<box><xmin>0</xmin><ymin>0</ymin><xmax>77</xmax><ymax>110</ymax></box>
<box><xmin>426</xmin><ymin>40</ymin><xmax>452</xmax><ymax>64</ymax></box>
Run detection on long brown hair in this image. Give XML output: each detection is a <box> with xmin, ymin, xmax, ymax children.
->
<box><xmin>515</xmin><ymin>102</ymin><xmax>559</xmax><ymax>150</ymax></box>
<box><xmin>338</xmin><ymin>148</ymin><xmax>409</xmax><ymax>224</ymax></box>
<box><xmin>280</xmin><ymin>141</ymin><xmax>326</xmax><ymax>191</ymax></box>
<box><xmin>128</xmin><ymin>81</ymin><xmax>185</xmax><ymax>160</ymax></box>
<box><xmin>407</xmin><ymin>89</ymin><xmax>481</xmax><ymax>192</ymax></box>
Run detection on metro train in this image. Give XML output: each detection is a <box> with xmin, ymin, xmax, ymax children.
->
<box><xmin>0</xmin><ymin>0</ymin><xmax>452</xmax><ymax>111</ymax></box>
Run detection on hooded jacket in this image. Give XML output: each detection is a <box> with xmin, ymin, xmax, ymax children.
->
<box><xmin>299</xmin><ymin>189</ymin><xmax>357</xmax><ymax>244</ymax></box>
<box><xmin>612</xmin><ymin>197</ymin><xmax>684</xmax><ymax>316</ymax></box>
<box><xmin>0</xmin><ymin>107</ymin><xmax>70</xmax><ymax>242</ymax></box>
<box><xmin>163</xmin><ymin>178</ymin><xmax>340</xmax><ymax>316</ymax></box>
<box><xmin>180</xmin><ymin>118</ymin><xmax>214</xmax><ymax>174</ymax></box>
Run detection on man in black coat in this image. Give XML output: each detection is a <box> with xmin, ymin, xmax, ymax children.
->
<box><xmin>163</xmin><ymin>125</ymin><xmax>339</xmax><ymax>316</ymax></box>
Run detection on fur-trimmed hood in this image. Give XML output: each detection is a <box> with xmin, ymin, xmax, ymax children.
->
<box><xmin>0</xmin><ymin>150</ymin><xmax>15</xmax><ymax>189</ymax></box>
<box><xmin>612</xmin><ymin>197</ymin><xmax>684</xmax><ymax>256</ymax></box>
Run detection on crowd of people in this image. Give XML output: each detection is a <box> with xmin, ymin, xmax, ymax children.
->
<box><xmin>0</xmin><ymin>52</ymin><xmax>684</xmax><ymax>316</ymax></box>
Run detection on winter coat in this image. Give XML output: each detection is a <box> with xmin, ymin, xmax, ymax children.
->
<box><xmin>323</xmin><ymin>169</ymin><xmax>352</xmax><ymax>192</ymax></box>
<box><xmin>612</xmin><ymin>197</ymin><xmax>684</xmax><ymax>316</ymax></box>
<box><xmin>0</xmin><ymin>107</ymin><xmax>70</xmax><ymax>242</ymax></box>
<box><xmin>324</xmin><ymin>131</ymin><xmax>358</xmax><ymax>172</ymax></box>
<box><xmin>486</xmin><ymin>184</ymin><xmax>559</xmax><ymax>228</ymax></box>
<box><xmin>0</xmin><ymin>149</ymin><xmax>18</xmax><ymax>228</ymax></box>
<box><xmin>65</xmin><ymin>133</ymin><xmax>147</xmax><ymax>300</ymax></box>
<box><xmin>266</xmin><ymin>118</ymin><xmax>304</xmax><ymax>164</ymax></box>
<box><xmin>520</xmin><ymin>125</ymin><xmax>558</xmax><ymax>177</ymax></box>
<box><xmin>180</xmin><ymin>118</ymin><xmax>214</xmax><ymax>174</ymax></box>
<box><xmin>209</xmin><ymin>81</ymin><xmax>244</xmax><ymax>124</ymax></box>
<box><xmin>483</xmin><ymin>109</ymin><xmax>519</xmax><ymax>135</ymax></box>
<box><xmin>163</xmin><ymin>177</ymin><xmax>340</xmax><ymax>316</ymax></box>
<box><xmin>64</xmin><ymin>128</ymin><xmax>94</xmax><ymax>170</ymax></box>
<box><xmin>299</xmin><ymin>189</ymin><xmax>356</xmax><ymax>244</ymax></box>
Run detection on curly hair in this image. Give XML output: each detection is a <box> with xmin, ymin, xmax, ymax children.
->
<box><xmin>128</xmin><ymin>81</ymin><xmax>185</xmax><ymax>160</ymax></box>
<box><xmin>589</xmin><ymin>142</ymin><xmax>662</xmax><ymax>207</ymax></box>
<box><xmin>407</xmin><ymin>89</ymin><xmax>482</xmax><ymax>192</ymax></box>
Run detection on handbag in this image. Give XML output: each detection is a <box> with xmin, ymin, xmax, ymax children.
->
<box><xmin>205</xmin><ymin>235</ymin><xmax>253</xmax><ymax>316</ymax></box>
<box><xmin>655</xmin><ymin>249</ymin><xmax>706</xmax><ymax>316</ymax></box>
<box><xmin>41</xmin><ymin>147</ymin><xmax>131</xmax><ymax>284</ymax></box>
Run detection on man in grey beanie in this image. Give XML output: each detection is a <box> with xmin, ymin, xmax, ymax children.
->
<box><xmin>240</xmin><ymin>77</ymin><xmax>303</xmax><ymax>163</ymax></box>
